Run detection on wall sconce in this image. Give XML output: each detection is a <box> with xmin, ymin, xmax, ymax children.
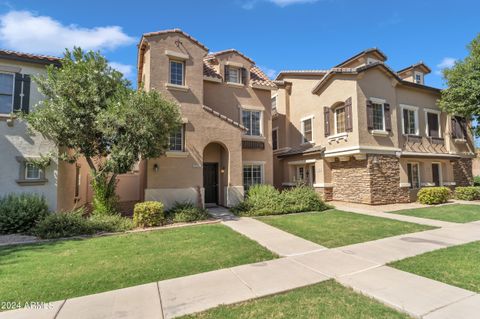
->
<box><xmin>220</xmin><ymin>167</ymin><xmax>225</xmax><ymax>174</ymax></box>
<box><xmin>153</xmin><ymin>164</ymin><xmax>159</xmax><ymax>172</ymax></box>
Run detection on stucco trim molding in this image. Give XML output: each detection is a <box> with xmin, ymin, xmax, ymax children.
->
<box><xmin>165</xmin><ymin>83</ymin><xmax>189</xmax><ymax>92</ymax></box>
<box><xmin>164</xmin><ymin>50</ymin><xmax>189</xmax><ymax>60</ymax></box>
<box><xmin>287</xmin><ymin>159</ymin><xmax>316</xmax><ymax>165</ymax></box>
<box><xmin>400</xmin><ymin>152</ymin><xmax>460</xmax><ymax>159</ymax></box>
<box><xmin>251</xmin><ymin>83</ymin><xmax>276</xmax><ymax>91</ymax></box>
<box><xmin>165</xmin><ymin>151</ymin><xmax>189</xmax><ymax>158</ymax></box>
<box><xmin>324</xmin><ymin>146</ymin><xmax>401</xmax><ymax>157</ymax></box>
<box><xmin>0</xmin><ymin>64</ymin><xmax>21</xmax><ymax>73</ymax></box>
<box><xmin>203</xmin><ymin>76</ymin><xmax>222</xmax><ymax>83</ymax></box>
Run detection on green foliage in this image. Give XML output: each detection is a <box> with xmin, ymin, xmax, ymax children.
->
<box><xmin>167</xmin><ymin>202</ymin><xmax>209</xmax><ymax>223</ymax></box>
<box><xmin>474</xmin><ymin>176</ymin><xmax>480</xmax><ymax>186</ymax></box>
<box><xmin>0</xmin><ymin>193</ymin><xmax>49</xmax><ymax>234</ymax></box>
<box><xmin>439</xmin><ymin>33</ymin><xmax>480</xmax><ymax>135</ymax></box>
<box><xmin>34</xmin><ymin>208</ymin><xmax>135</xmax><ymax>239</ymax></box>
<box><xmin>133</xmin><ymin>201</ymin><xmax>165</xmax><ymax>227</ymax></box>
<box><xmin>231</xmin><ymin>184</ymin><xmax>329</xmax><ymax>216</ymax></box>
<box><xmin>26</xmin><ymin>47</ymin><xmax>181</xmax><ymax>217</ymax></box>
<box><xmin>91</xmin><ymin>171</ymin><xmax>118</xmax><ymax>215</ymax></box>
<box><xmin>454</xmin><ymin>186</ymin><xmax>480</xmax><ymax>201</ymax></box>
<box><xmin>417</xmin><ymin>187</ymin><xmax>451</xmax><ymax>205</ymax></box>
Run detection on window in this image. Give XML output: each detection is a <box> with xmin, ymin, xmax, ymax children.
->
<box><xmin>227</xmin><ymin>67</ymin><xmax>240</xmax><ymax>83</ymax></box>
<box><xmin>271</xmin><ymin>95</ymin><xmax>277</xmax><ymax>112</ymax></box>
<box><xmin>25</xmin><ymin>162</ymin><xmax>41</xmax><ymax>180</ymax></box>
<box><xmin>242</xmin><ymin>110</ymin><xmax>261</xmax><ymax>136</ymax></box>
<box><xmin>426</xmin><ymin>112</ymin><xmax>440</xmax><ymax>137</ymax></box>
<box><xmin>335</xmin><ymin>107</ymin><xmax>346</xmax><ymax>134</ymax></box>
<box><xmin>414</xmin><ymin>72</ymin><xmax>423</xmax><ymax>84</ymax></box>
<box><xmin>74</xmin><ymin>165</ymin><xmax>81</xmax><ymax>198</ymax></box>
<box><xmin>0</xmin><ymin>73</ymin><xmax>14</xmax><ymax>114</ymax></box>
<box><xmin>169</xmin><ymin>60</ymin><xmax>185</xmax><ymax>86</ymax></box>
<box><xmin>169</xmin><ymin>126</ymin><xmax>184</xmax><ymax>151</ymax></box>
<box><xmin>297</xmin><ymin>167</ymin><xmax>304</xmax><ymax>181</ymax></box>
<box><xmin>403</xmin><ymin>108</ymin><xmax>417</xmax><ymax>135</ymax></box>
<box><xmin>301</xmin><ymin>118</ymin><xmax>313</xmax><ymax>143</ymax></box>
<box><xmin>243</xmin><ymin>164</ymin><xmax>263</xmax><ymax>191</ymax></box>
<box><xmin>372</xmin><ymin>103</ymin><xmax>385</xmax><ymax>130</ymax></box>
<box><xmin>272</xmin><ymin>127</ymin><xmax>278</xmax><ymax>150</ymax></box>
<box><xmin>407</xmin><ymin>163</ymin><xmax>420</xmax><ymax>189</ymax></box>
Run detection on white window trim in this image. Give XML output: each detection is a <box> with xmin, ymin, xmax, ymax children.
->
<box><xmin>272</xmin><ymin>126</ymin><xmax>279</xmax><ymax>150</ymax></box>
<box><xmin>296</xmin><ymin>166</ymin><xmax>305</xmax><ymax>181</ymax></box>
<box><xmin>240</xmin><ymin>107</ymin><xmax>264</xmax><ymax>137</ymax></box>
<box><xmin>334</xmin><ymin>106</ymin><xmax>346</xmax><ymax>135</ymax></box>
<box><xmin>414</xmin><ymin>71</ymin><xmax>424</xmax><ymax>84</ymax></box>
<box><xmin>169</xmin><ymin>59</ymin><xmax>185</xmax><ymax>86</ymax></box>
<box><xmin>300</xmin><ymin>115</ymin><xmax>314</xmax><ymax>144</ymax></box>
<box><xmin>370</xmin><ymin>97</ymin><xmax>387</xmax><ymax>132</ymax></box>
<box><xmin>242</xmin><ymin>161</ymin><xmax>265</xmax><ymax>185</ymax></box>
<box><xmin>400</xmin><ymin>104</ymin><xmax>419</xmax><ymax>135</ymax></box>
<box><xmin>424</xmin><ymin>109</ymin><xmax>442</xmax><ymax>137</ymax></box>
<box><xmin>0</xmin><ymin>71</ymin><xmax>15</xmax><ymax>115</ymax></box>
<box><xmin>169</xmin><ymin>125</ymin><xmax>185</xmax><ymax>152</ymax></box>
<box><xmin>24</xmin><ymin>162</ymin><xmax>41</xmax><ymax>180</ymax></box>
<box><xmin>226</xmin><ymin>66</ymin><xmax>241</xmax><ymax>84</ymax></box>
<box><xmin>407</xmin><ymin>162</ymin><xmax>421</xmax><ymax>189</ymax></box>
<box><xmin>432</xmin><ymin>162</ymin><xmax>443</xmax><ymax>186</ymax></box>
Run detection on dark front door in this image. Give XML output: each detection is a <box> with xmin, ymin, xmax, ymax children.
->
<box><xmin>432</xmin><ymin>163</ymin><xmax>441</xmax><ymax>186</ymax></box>
<box><xmin>203</xmin><ymin>163</ymin><xmax>218</xmax><ymax>204</ymax></box>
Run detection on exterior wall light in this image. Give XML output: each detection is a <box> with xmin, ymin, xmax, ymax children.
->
<box><xmin>220</xmin><ymin>167</ymin><xmax>225</xmax><ymax>174</ymax></box>
<box><xmin>153</xmin><ymin>163</ymin><xmax>159</xmax><ymax>172</ymax></box>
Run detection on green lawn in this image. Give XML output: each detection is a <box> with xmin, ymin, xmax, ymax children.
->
<box><xmin>181</xmin><ymin>280</ymin><xmax>411</xmax><ymax>319</ymax></box>
<box><xmin>389</xmin><ymin>204</ymin><xmax>480</xmax><ymax>223</ymax></box>
<box><xmin>0</xmin><ymin>224</ymin><xmax>276</xmax><ymax>305</ymax></box>
<box><xmin>257</xmin><ymin>210</ymin><xmax>434</xmax><ymax>248</ymax></box>
<box><xmin>390</xmin><ymin>241</ymin><xmax>480</xmax><ymax>293</ymax></box>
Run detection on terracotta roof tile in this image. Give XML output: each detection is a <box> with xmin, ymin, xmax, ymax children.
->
<box><xmin>206</xmin><ymin>49</ymin><xmax>254</xmax><ymax>63</ymax></box>
<box><xmin>0</xmin><ymin>49</ymin><xmax>60</xmax><ymax>65</ymax></box>
<box><xmin>142</xmin><ymin>29</ymin><xmax>209</xmax><ymax>51</ymax></box>
<box><xmin>250</xmin><ymin>66</ymin><xmax>276</xmax><ymax>88</ymax></box>
<box><xmin>203</xmin><ymin>59</ymin><xmax>222</xmax><ymax>80</ymax></box>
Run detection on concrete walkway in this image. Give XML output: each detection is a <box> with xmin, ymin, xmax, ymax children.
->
<box><xmin>2</xmin><ymin>213</ymin><xmax>480</xmax><ymax>319</ymax></box>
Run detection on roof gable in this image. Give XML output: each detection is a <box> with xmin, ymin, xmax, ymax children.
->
<box><xmin>334</xmin><ymin>48</ymin><xmax>387</xmax><ymax>68</ymax></box>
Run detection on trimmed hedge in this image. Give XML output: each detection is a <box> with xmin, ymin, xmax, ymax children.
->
<box><xmin>167</xmin><ymin>202</ymin><xmax>209</xmax><ymax>223</ymax></box>
<box><xmin>417</xmin><ymin>187</ymin><xmax>451</xmax><ymax>205</ymax></box>
<box><xmin>0</xmin><ymin>193</ymin><xmax>49</xmax><ymax>234</ymax></box>
<box><xmin>133</xmin><ymin>201</ymin><xmax>165</xmax><ymax>227</ymax></box>
<box><xmin>454</xmin><ymin>186</ymin><xmax>480</xmax><ymax>201</ymax></box>
<box><xmin>231</xmin><ymin>184</ymin><xmax>329</xmax><ymax>216</ymax></box>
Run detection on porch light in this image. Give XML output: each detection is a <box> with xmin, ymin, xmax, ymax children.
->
<box><xmin>220</xmin><ymin>167</ymin><xmax>225</xmax><ymax>174</ymax></box>
<box><xmin>153</xmin><ymin>163</ymin><xmax>159</xmax><ymax>172</ymax></box>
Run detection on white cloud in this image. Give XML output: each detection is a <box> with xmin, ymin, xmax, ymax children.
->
<box><xmin>260</xmin><ymin>66</ymin><xmax>277</xmax><ymax>79</ymax></box>
<box><xmin>109</xmin><ymin>62</ymin><xmax>134</xmax><ymax>78</ymax></box>
<box><xmin>0</xmin><ymin>10</ymin><xmax>135</xmax><ymax>55</ymax></box>
<box><xmin>435</xmin><ymin>57</ymin><xmax>456</xmax><ymax>75</ymax></box>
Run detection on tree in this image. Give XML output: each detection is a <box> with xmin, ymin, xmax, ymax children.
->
<box><xmin>439</xmin><ymin>33</ymin><xmax>480</xmax><ymax>135</ymax></box>
<box><xmin>27</xmin><ymin>48</ymin><xmax>181</xmax><ymax>214</ymax></box>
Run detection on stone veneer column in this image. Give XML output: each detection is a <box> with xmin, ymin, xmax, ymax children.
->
<box><xmin>369</xmin><ymin>155</ymin><xmax>410</xmax><ymax>204</ymax></box>
<box><xmin>453</xmin><ymin>157</ymin><xmax>473</xmax><ymax>186</ymax></box>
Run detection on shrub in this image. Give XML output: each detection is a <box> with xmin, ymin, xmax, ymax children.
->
<box><xmin>454</xmin><ymin>186</ymin><xmax>480</xmax><ymax>201</ymax></box>
<box><xmin>417</xmin><ymin>187</ymin><xmax>451</xmax><ymax>205</ymax></box>
<box><xmin>89</xmin><ymin>214</ymin><xmax>134</xmax><ymax>232</ymax></box>
<box><xmin>230</xmin><ymin>200</ymin><xmax>253</xmax><ymax>216</ymax></box>
<box><xmin>474</xmin><ymin>176</ymin><xmax>480</xmax><ymax>186</ymax></box>
<box><xmin>280</xmin><ymin>185</ymin><xmax>330</xmax><ymax>213</ymax></box>
<box><xmin>0</xmin><ymin>193</ymin><xmax>49</xmax><ymax>234</ymax></box>
<box><xmin>167</xmin><ymin>201</ymin><xmax>209</xmax><ymax>223</ymax></box>
<box><xmin>133</xmin><ymin>201</ymin><xmax>165</xmax><ymax>227</ymax></box>
<box><xmin>91</xmin><ymin>172</ymin><xmax>119</xmax><ymax>216</ymax></box>
<box><xmin>34</xmin><ymin>209</ymin><xmax>94</xmax><ymax>239</ymax></box>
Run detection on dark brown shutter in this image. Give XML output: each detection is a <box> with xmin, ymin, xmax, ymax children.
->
<box><xmin>458</xmin><ymin>117</ymin><xmax>467</xmax><ymax>139</ymax></box>
<box><xmin>241</xmin><ymin>67</ymin><xmax>247</xmax><ymax>84</ymax></box>
<box><xmin>384</xmin><ymin>103</ymin><xmax>391</xmax><ymax>131</ymax></box>
<box><xmin>451</xmin><ymin>117</ymin><xmax>457</xmax><ymax>138</ymax></box>
<box><xmin>13</xmin><ymin>73</ymin><xmax>22</xmax><ymax>112</ymax></box>
<box><xmin>21</xmin><ymin>75</ymin><xmax>30</xmax><ymax>114</ymax></box>
<box><xmin>345</xmin><ymin>97</ymin><xmax>353</xmax><ymax>132</ymax></box>
<box><xmin>366</xmin><ymin>99</ymin><xmax>373</xmax><ymax>130</ymax></box>
<box><xmin>324</xmin><ymin>107</ymin><xmax>330</xmax><ymax>137</ymax></box>
<box><xmin>224</xmin><ymin>65</ymin><xmax>229</xmax><ymax>82</ymax></box>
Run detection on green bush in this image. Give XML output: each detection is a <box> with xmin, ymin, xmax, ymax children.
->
<box><xmin>167</xmin><ymin>202</ymin><xmax>209</xmax><ymax>223</ymax></box>
<box><xmin>231</xmin><ymin>184</ymin><xmax>329</xmax><ymax>216</ymax></box>
<box><xmin>474</xmin><ymin>176</ymin><xmax>480</xmax><ymax>186</ymax></box>
<box><xmin>34</xmin><ymin>209</ymin><xmax>94</xmax><ymax>239</ymax></box>
<box><xmin>280</xmin><ymin>185</ymin><xmax>330</xmax><ymax>213</ymax></box>
<box><xmin>454</xmin><ymin>186</ymin><xmax>480</xmax><ymax>201</ymax></box>
<box><xmin>133</xmin><ymin>201</ymin><xmax>165</xmax><ymax>227</ymax></box>
<box><xmin>89</xmin><ymin>214</ymin><xmax>134</xmax><ymax>232</ymax></box>
<box><xmin>0</xmin><ymin>193</ymin><xmax>49</xmax><ymax>234</ymax></box>
<box><xmin>417</xmin><ymin>187</ymin><xmax>451</xmax><ymax>205</ymax></box>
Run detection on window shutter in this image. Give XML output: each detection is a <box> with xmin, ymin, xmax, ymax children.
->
<box><xmin>224</xmin><ymin>65</ymin><xmax>230</xmax><ymax>82</ymax></box>
<box><xmin>241</xmin><ymin>67</ymin><xmax>247</xmax><ymax>85</ymax></box>
<box><xmin>451</xmin><ymin>117</ymin><xmax>457</xmax><ymax>138</ymax></box>
<box><xmin>366</xmin><ymin>99</ymin><xmax>373</xmax><ymax>130</ymax></box>
<box><xmin>345</xmin><ymin>97</ymin><xmax>353</xmax><ymax>132</ymax></box>
<box><xmin>324</xmin><ymin>107</ymin><xmax>330</xmax><ymax>137</ymax></box>
<box><xmin>21</xmin><ymin>75</ymin><xmax>30</xmax><ymax>114</ymax></box>
<box><xmin>13</xmin><ymin>73</ymin><xmax>23</xmax><ymax>112</ymax></box>
<box><xmin>458</xmin><ymin>117</ymin><xmax>467</xmax><ymax>139</ymax></box>
<box><xmin>384</xmin><ymin>103</ymin><xmax>391</xmax><ymax>131</ymax></box>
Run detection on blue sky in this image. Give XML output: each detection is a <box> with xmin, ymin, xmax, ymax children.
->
<box><xmin>0</xmin><ymin>0</ymin><xmax>479</xmax><ymax>88</ymax></box>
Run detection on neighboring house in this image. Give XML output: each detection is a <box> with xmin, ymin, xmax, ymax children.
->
<box><xmin>137</xmin><ymin>29</ymin><xmax>275</xmax><ymax>208</ymax></box>
<box><xmin>0</xmin><ymin>50</ymin><xmax>62</xmax><ymax>210</ymax></box>
<box><xmin>272</xmin><ymin>48</ymin><xmax>475</xmax><ymax>204</ymax></box>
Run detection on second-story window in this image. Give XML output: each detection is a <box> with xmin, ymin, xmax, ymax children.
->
<box><xmin>335</xmin><ymin>107</ymin><xmax>346</xmax><ymax>134</ymax></box>
<box><xmin>169</xmin><ymin>60</ymin><xmax>185</xmax><ymax>86</ymax></box>
<box><xmin>301</xmin><ymin>117</ymin><xmax>313</xmax><ymax>143</ymax></box>
<box><xmin>426</xmin><ymin>112</ymin><xmax>440</xmax><ymax>138</ymax></box>
<box><xmin>402</xmin><ymin>108</ymin><xmax>418</xmax><ymax>135</ymax></box>
<box><xmin>372</xmin><ymin>103</ymin><xmax>385</xmax><ymax>130</ymax></box>
<box><xmin>414</xmin><ymin>72</ymin><xmax>423</xmax><ymax>85</ymax></box>
<box><xmin>242</xmin><ymin>110</ymin><xmax>261</xmax><ymax>136</ymax></box>
<box><xmin>0</xmin><ymin>73</ymin><xmax>14</xmax><ymax>114</ymax></box>
<box><xmin>169</xmin><ymin>126</ymin><xmax>184</xmax><ymax>151</ymax></box>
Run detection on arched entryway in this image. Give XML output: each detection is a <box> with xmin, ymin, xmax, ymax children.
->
<box><xmin>203</xmin><ymin>142</ymin><xmax>229</xmax><ymax>206</ymax></box>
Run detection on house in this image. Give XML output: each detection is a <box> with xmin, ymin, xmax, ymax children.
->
<box><xmin>0</xmin><ymin>50</ymin><xmax>62</xmax><ymax>210</ymax></box>
<box><xmin>272</xmin><ymin>48</ymin><xmax>475</xmax><ymax>204</ymax></box>
<box><xmin>137</xmin><ymin>29</ymin><xmax>275</xmax><ymax>208</ymax></box>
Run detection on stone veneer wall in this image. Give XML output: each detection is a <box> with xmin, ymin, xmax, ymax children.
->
<box><xmin>453</xmin><ymin>157</ymin><xmax>473</xmax><ymax>186</ymax></box>
<box><xmin>330</xmin><ymin>155</ymin><xmax>409</xmax><ymax>204</ymax></box>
